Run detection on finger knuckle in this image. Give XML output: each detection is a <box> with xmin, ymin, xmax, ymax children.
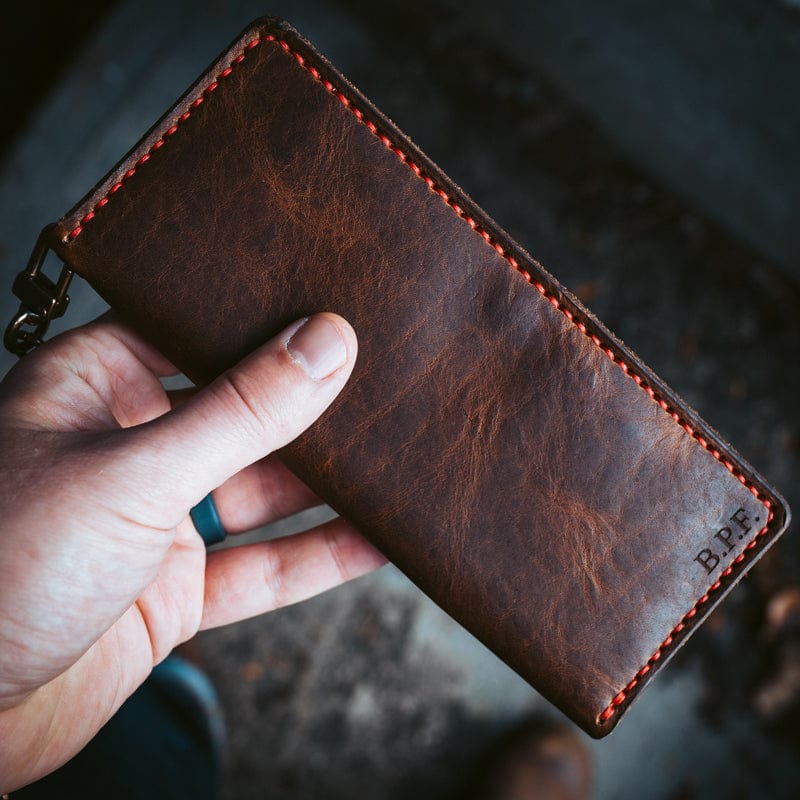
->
<box><xmin>324</xmin><ymin>525</ymin><xmax>352</xmax><ymax>583</ymax></box>
<box><xmin>217</xmin><ymin>371</ymin><xmax>289</xmax><ymax>442</ymax></box>
<box><xmin>260</xmin><ymin>546</ymin><xmax>288</xmax><ymax>609</ymax></box>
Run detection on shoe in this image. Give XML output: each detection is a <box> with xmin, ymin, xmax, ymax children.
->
<box><xmin>468</xmin><ymin>715</ymin><xmax>592</xmax><ymax>800</ymax></box>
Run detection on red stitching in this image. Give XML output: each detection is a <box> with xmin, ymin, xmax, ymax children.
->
<box><xmin>66</xmin><ymin>34</ymin><xmax>277</xmax><ymax>241</ymax></box>
<box><xmin>65</xmin><ymin>33</ymin><xmax>776</xmax><ymax>720</ymax></box>
<box><xmin>598</xmin><ymin>504</ymin><xmax>774</xmax><ymax>723</ymax></box>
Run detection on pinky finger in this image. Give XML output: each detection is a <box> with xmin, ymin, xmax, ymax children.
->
<box><xmin>199</xmin><ymin>517</ymin><xmax>387</xmax><ymax>630</ymax></box>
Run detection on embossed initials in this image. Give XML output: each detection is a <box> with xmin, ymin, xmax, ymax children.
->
<box><xmin>694</xmin><ymin>548</ymin><xmax>719</xmax><ymax>573</ymax></box>
<box><xmin>694</xmin><ymin>507</ymin><xmax>755</xmax><ymax>574</ymax></box>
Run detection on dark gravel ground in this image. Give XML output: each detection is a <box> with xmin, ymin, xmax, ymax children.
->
<box><xmin>2</xmin><ymin>1</ymin><xmax>799</xmax><ymax>798</ymax></box>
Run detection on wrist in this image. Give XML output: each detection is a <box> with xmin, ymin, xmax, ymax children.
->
<box><xmin>0</xmin><ymin>643</ymin><xmax>148</xmax><ymax>792</ymax></box>
<box><xmin>0</xmin><ymin>686</ymin><xmax>57</xmax><ymax>793</ymax></box>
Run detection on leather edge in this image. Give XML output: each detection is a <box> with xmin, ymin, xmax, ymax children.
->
<box><xmin>50</xmin><ymin>17</ymin><xmax>289</xmax><ymax>246</ymax></box>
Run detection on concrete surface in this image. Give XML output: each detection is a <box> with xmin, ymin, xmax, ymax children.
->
<box><xmin>455</xmin><ymin>0</ymin><xmax>800</xmax><ymax>279</ymax></box>
<box><xmin>1</xmin><ymin>1</ymin><xmax>799</xmax><ymax>798</ymax></box>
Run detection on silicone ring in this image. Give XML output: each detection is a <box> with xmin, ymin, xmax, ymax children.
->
<box><xmin>190</xmin><ymin>493</ymin><xmax>226</xmax><ymax>546</ymax></box>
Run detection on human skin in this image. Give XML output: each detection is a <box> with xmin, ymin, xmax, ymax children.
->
<box><xmin>0</xmin><ymin>312</ymin><xmax>386</xmax><ymax>791</ymax></box>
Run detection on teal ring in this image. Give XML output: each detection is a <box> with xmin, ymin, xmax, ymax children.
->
<box><xmin>190</xmin><ymin>492</ymin><xmax>226</xmax><ymax>546</ymax></box>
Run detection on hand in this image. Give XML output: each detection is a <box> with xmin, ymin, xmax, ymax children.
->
<box><xmin>0</xmin><ymin>312</ymin><xmax>385</xmax><ymax>791</ymax></box>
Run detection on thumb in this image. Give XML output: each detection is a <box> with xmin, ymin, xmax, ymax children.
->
<box><xmin>114</xmin><ymin>312</ymin><xmax>357</xmax><ymax>523</ymax></box>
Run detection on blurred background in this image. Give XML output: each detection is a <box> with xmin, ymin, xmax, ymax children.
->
<box><xmin>2</xmin><ymin>1</ymin><xmax>799</xmax><ymax>797</ymax></box>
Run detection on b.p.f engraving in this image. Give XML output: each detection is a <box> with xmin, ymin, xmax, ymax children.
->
<box><xmin>694</xmin><ymin>507</ymin><xmax>756</xmax><ymax>574</ymax></box>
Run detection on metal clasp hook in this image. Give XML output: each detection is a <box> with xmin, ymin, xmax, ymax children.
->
<box><xmin>4</xmin><ymin>225</ymin><xmax>73</xmax><ymax>357</ymax></box>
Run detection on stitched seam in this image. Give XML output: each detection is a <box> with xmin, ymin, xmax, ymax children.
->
<box><xmin>64</xmin><ymin>38</ymin><xmax>264</xmax><ymax>241</ymax></box>
<box><xmin>64</xmin><ymin>33</ymin><xmax>776</xmax><ymax>721</ymax></box>
<box><xmin>598</xmin><ymin>509</ymin><xmax>774</xmax><ymax>722</ymax></box>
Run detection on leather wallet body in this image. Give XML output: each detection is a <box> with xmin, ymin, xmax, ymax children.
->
<box><xmin>31</xmin><ymin>18</ymin><xmax>788</xmax><ymax>736</ymax></box>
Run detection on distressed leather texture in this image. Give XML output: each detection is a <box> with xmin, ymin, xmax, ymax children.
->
<box><xmin>46</xmin><ymin>18</ymin><xmax>790</xmax><ymax>736</ymax></box>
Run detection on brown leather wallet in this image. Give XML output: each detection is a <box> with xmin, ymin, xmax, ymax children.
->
<box><xmin>6</xmin><ymin>17</ymin><xmax>790</xmax><ymax>737</ymax></box>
